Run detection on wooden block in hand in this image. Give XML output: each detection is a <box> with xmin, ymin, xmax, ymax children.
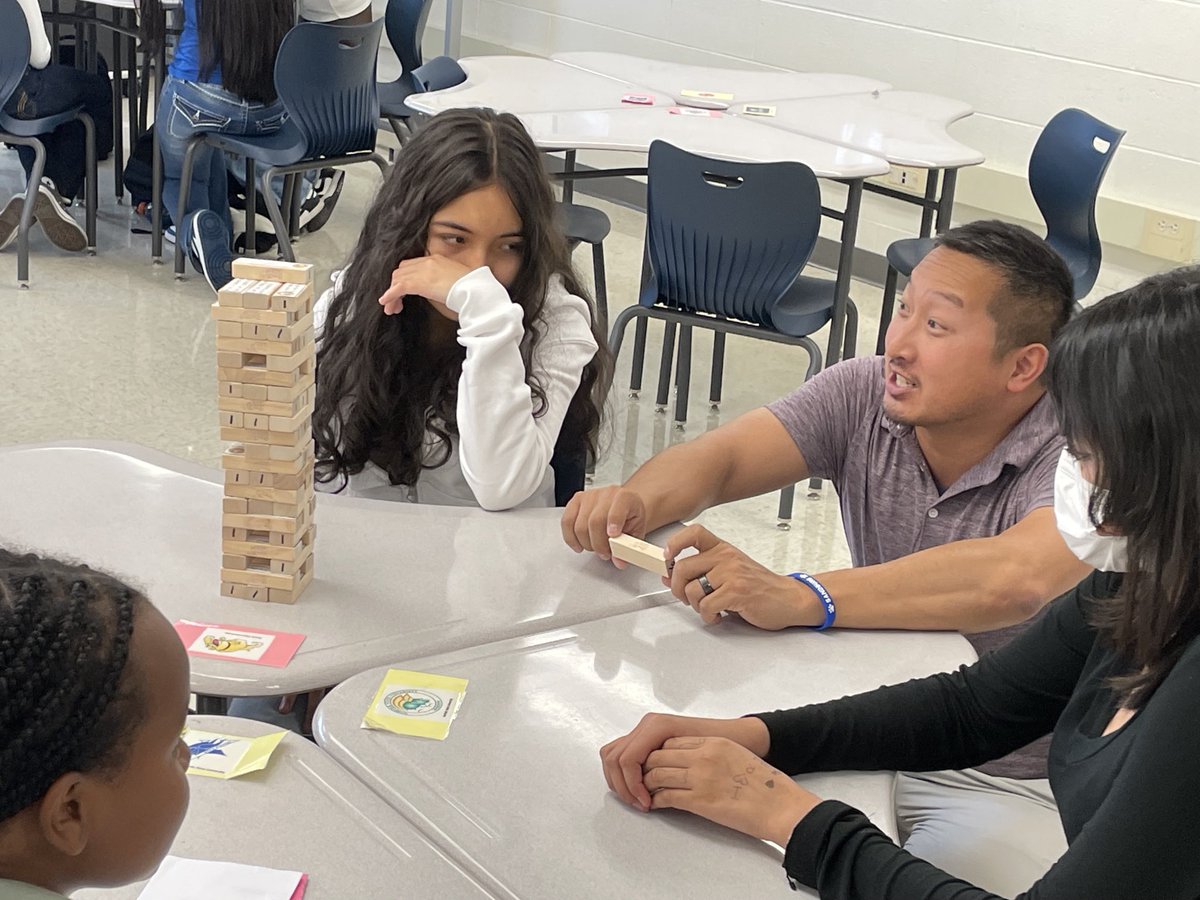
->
<box><xmin>608</xmin><ymin>533</ymin><xmax>668</xmax><ymax>576</ymax></box>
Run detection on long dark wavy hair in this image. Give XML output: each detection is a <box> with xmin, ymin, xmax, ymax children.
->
<box><xmin>1047</xmin><ymin>266</ymin><xmax>1200</xmax><ymax>705</ymax></box>
<box><xmin>313</xmin><ymin>108</ymin><xmax>610</xmax><ymax>493</ymax></box>
<box><xmin>140</xmin><ymin>0</ymin><xmax>293</xmax><ymax>103</ymax></box>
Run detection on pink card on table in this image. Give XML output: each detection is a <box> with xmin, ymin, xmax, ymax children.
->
<box><xmin>289</xmin><ymin>874</ymin><xmax>309</xmax><ymax>899</ymax></box>
<box><xmin>621</xmin><ymin>92</ymin><xmax>655</xmax><ymax>105</ymax></box>
<box><xmin>174</xmin><ymin>620</ymin><xmax>306</xmax><ymax>668</ymax></box>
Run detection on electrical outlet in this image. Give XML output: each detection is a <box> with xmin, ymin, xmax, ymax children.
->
<box><xmin>1140</xmin><ymin>210</ymin><xmax>1197</xmax><ymax>262</ymax></box>
<box><xmin>868</xmin><ymin>166</ymin><xmax>929</xmax><ymax>195</ymax></box>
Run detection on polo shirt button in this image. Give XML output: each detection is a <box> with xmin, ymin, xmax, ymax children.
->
<box><xmin>928</xmin><ymin>508</ymin><xmax>939</xmax><ymax>519</ymax></box>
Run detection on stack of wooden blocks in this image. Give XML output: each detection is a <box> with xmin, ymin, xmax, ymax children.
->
<box><xmin>213</xmin><ymin>258</ymin><xmax>317</xmax><ymax>604</ymax></box>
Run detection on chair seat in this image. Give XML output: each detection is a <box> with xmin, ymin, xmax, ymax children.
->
<box><xmin>886</xmin><ymin>236</ymin><xmax>937</xmax><ymax>276</ymax></box>
<box><xmin>378</xmin><ymin>77</ymin><xmax>416</xmax><ymax>117</ymax></box>
<box><xmin>206</xmin><ymin>119</ymin><xmax>309</xmax><ymax>168</ymax></box>
<box><xmin>0</xmin><ymin>105</ymin><xmax>86</xmax><ymax>137</ymax></box>
<box><xmin>770</xmin><ymin>275</ymin><xmax>837</xmax><ymax>337</ymax></box>
<box><xmin>561</xmin><ymin>202</ymin><xmax>611</xmax><ymax>246</ymax></box>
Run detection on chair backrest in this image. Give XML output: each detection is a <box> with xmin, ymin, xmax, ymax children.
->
<box><xmin>409</xmin><ymin>55</ymin><xmax>468</xmax><ymax>93</ymax></box>
<box><xmin>274</xmin><ymin>19</ymin><xmax>384</xmax><ymax>159</ymax></box>
<box><xmin>1028</xmin><ymin>108</ymin><xmax>1125</xmax><ymax>299</ymax></box>
<box><xmin>385</xmin><ymin>0</ymin><xmax>433</xmax><ymax>73</ymax></box>
<box><xmin>0</xmin><ymin>2</ymin><xmax>32</xmax><ymax>111</ymax></box>
<box><xmin>643</xmin><ymin>141</ymin><xmax>822</xmax><ymax>327</ymax></box>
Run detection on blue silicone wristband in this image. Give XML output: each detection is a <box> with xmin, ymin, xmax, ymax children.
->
<box><xmin>789</xmin><ymin>572</ymin><xmax>836</xmax><ymax>631</ymax></box>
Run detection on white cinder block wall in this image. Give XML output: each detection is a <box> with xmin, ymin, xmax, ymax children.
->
<box><xmin>424</xmin><ymin>0</ymin><xmax>1200</xmax><ymax>268</ymax></box>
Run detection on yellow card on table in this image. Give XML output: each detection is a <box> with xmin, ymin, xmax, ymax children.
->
<box><xmin>681</xmin><ymin>88</ymin><xmax>734</xmax><ymax>101</ymax></box>
<box><xmin>362</xmin><ymin>669</ymin><xmax>469</xmax><ymax>740</ymax></box>
<box><xmin>183</xmin><ymin>728</ymin><xmax>287</xmax><ymax>779</ymax></box>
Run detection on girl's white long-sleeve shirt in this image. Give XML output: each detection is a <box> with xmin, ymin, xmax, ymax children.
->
<box><xmin>17</xmin><ymin>0</ymin><xmax>51</xmax><ymax>70</ymax></box>
<box><xmin>313</xmin><ymin>267</ymin><xmax>598</xmax><ymax>510</ymax></box>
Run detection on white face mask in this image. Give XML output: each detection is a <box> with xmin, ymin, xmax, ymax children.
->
<box><xmin>1053</xmin><ymin>448</ymin><xmax>1127</xmax><ymax>572</ymax></box>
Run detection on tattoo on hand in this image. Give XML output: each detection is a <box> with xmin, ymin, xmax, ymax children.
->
<box><xmin>765</xmin><ymin>779</ymin><xmax>775</xmax><ymax>788</ymax></box>
<box><xmin>732</xmin><ymin>787</ymin><xmax>742</xmax><ymax>800</ymax></box>
<box><xmin>733</xmin><ymin>774</ymin><xmax>749</xmax><ymax>786</ymax></box>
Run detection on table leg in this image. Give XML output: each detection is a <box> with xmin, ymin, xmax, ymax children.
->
<box><xmin>195</xmin><ymin>695</ymin><xmax>229</xmax><ymax>716</ymax></box>
<box><xmin>562</xmin><ymin>150</ymin><xmax>576</xmax><ymax>204</ymax></box>
<box><xmin>825</xmin><ymin>179</ymin><xmax>863</xmax><ymax>367</ymax></box>
<box><xmin>918</xmin><ymin>169</ymin><xmax>939</xmax><ymax>238</ymax></box>
<box><xmin>111</xmin><ymin>14</ymin><xmax>125</xmax><ymax>201</ymax></box>
<box><xmin>935</xmin><ymin>168</ymin><xmax>958</xmax><ymax>234</ymax></box>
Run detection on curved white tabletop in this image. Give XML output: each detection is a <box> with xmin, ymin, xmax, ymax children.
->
<box><xmin>74</xmin><ymin>716</ymin><xmax>498</xmax><ymax>900</ymax></box>
<box><xmin>0</xmin><ymin>443</ymin><xmax>671</xmax><ymax>697</ymax></box>
<box><xmin>405</xmin><ymin>55</ymin><xmax>668</xmax><ymax>116</ymax></box>
<box><xmin>554</xmin><ymin>51</ymin><xmax>890</xmax><ymax>107</ymax></box>
<box><xmin>743</xmin><ymin>90</ymin><xmax>985</xmax><ymax>169</ymax></box>
<box><xmin>314</xmin><ymin>604</ymin><xmax>976</xmax><ymax>900</ymax></box>
<box><xmin>519</xmin><ymin>107</ymin><xmax>889</xmax><ymax>178</ymax></box>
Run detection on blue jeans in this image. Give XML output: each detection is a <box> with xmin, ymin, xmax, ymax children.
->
<box><xmin>156</xmin><ymin>75</ymin><xmax>286</xmax><ymax>253</ymax></box>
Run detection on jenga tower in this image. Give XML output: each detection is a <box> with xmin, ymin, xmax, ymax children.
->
<box><xmin>213</xmin><ymin>258</ymin><xmax>317</xmax><ymax>604</ymax></box>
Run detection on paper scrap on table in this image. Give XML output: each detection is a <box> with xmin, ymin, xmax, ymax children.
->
<box><xmin>667</xmin><ymin>107</ymin><xmax>723</xmax><ymax>118</ymax></box>
<box><xmin>621</xmin><ymin>92</ymin><xmax>655</xmax><ymax>105</ymax></box>
<box><xmin>742</xmin><ymin>103</ymin><xmax>777</xmax><ymax>117</ymax></box>
<box><xmin>138</xmin><ymin>856</ymin><xmax>307</xmax><ymax>900</ymax></box>
<box><xmin>681</xmin><ymin>88</ymin><xmax>734</xmax><ymax>101</ymax></box>
<box><xmin>174</xmin><ymin>620</ymin><xmax>305</xmax><ymax>668</ymax></box>
<box><xmin>184</xmin><ymin>727</ymin><xmax>288</xmax><ymax>779</ymax></box>
<box><xmin>362</xmin><ymin>669</ymin><xmax>468</xmax><ymax>740</ymax></box>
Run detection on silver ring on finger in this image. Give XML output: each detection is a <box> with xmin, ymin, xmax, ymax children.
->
<box><xmin>698</xmin><ymin>573</ymin><xmax>716</xmax><ymax>596</ymax></box>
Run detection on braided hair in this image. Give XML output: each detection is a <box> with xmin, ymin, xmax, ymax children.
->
<box><xmin>0</xmin><ymin>550</ymin><xmax>146</xmax><ymax>822</ymax></box>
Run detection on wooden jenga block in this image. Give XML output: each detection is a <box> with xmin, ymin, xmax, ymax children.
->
<box><xmin>266</xmin><ymin>375</ymin><xmax>315</xmax><ymax>403</ymax></box>
<box><xmin>241</xmin><ymin>280</ymin><xmax>281</xmax><ymax>310</ymax></box>
<box><xmin>220</xmin><ymin>411</ymin><xmax>244</xmax><ymax>428</ymax></box>
<box><xmin>217</xmin><ymin>366</ymin><xmax>302</xmax><ymax>388</ymax></box>
<box><xmin>222</xmin><ymin>445</ymin><xmax>312</xmax><ymax>475</ymax></box>
<box><xmin>242</xmin><ymin>313</ymin><xmax>313</xmax><ymax>344</ymax></box>
<box><xmin>269</xmin><ymin>441</ymin><xmax>313</xmax><ymax>461</ymax></box>
<box><xmin>215</xmin><ymin>330</ymin><xmax>311</xmax><ymax>358</ymax></box>
<box><xmin>218</xmin><ymin>394</ymin><xmax>307</xmax><ymax>418</ymax></box>
<box><xmin>221</xmin><ymin>532</ymin><xmax>313</xmax><ymax>565</ymax></box>
<box><xmin>221</xmin><ymin>581</ymin><xmax>268</xmax><ymax>602</ymax></box>
<box><xmin>219</xmin><ymin>423</ymin><xmax>311</xmax><ymax>447</ymax></box>
<box><xmin>242</xmin><ymin>383</ymin><xmax>269</xmax><ymax>401</ymax></box>
<box><xmin>216</xmin><ymin>277</ymin><xmax>259</xmax><ymax>308</ymax></box>
<box><xmin>246</xmin><ymin>499</ymin><xmax>275</xmax><ymax>514</ymax></box>
<box><xmin>268</xmin><ymin>405</ymin><xmax>313</xmax><ymax>434</ymax></box>
<box><xmin>212</xmin><ymin>301</ymin><xmax>305</xmax><ymax>327</ymax></box>
<box><xmin>219</xmin><ymin>381</ymin><xmax>244</xmax><ymax>399</ymax></box>
<box><xmin>220</xmin><ymin>556</ymin><xmax>313</xmax><ymax>592</ymax></box>
<box><xmin>222</xmin><ymin>508</ymin><xmax>310</xmax><ymax>535</ymax></box>
<box><xmin>266</xmin><ymin>341</ymin><xmax>316</xmax><ymax>374</ymax></box>
<box><xmin>266</xmin><ymin>563</ymin><xmax>314</xmax><ymax>604</ymax></box>
<box><xmin>224</xmin><ymin>469</ymin><xmax>309</xmax><ymax>491</ymax></box>
<box><xmin>269</xmin><ymin>282</ymin><xmax>314</xmax><ymax>312</ymax></box>
<box><xmin>222</xmin><ymin>497</ymin><xmax>249</xmax><ymax>514</ymax></box>
<box><xmin>216</xmin><ymin>320</ymin><xmax>243</xmax><ymax>338</ymax></box>
<box><xmin>231</xmin><ymin>258</ymin><xmax>314</xmax><ymax>285</ymax></box>
<box><xmin>223</xmin><ymin>475</ymin><xmax>313</xmax><ymax>505</ymax></box>
<box><xmin>223</xmin><ymin>553</ymin><xmax>248</xmax><ymax>570</ymax></box>
<box><xmin>608</xmin><ymin>533</ymin><xmax>669</xmax><ymax>576</ymax></box>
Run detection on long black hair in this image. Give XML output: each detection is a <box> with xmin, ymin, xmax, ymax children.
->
<box><xmin>139</xmin><ymin>0</ymin><xmax>294</xmax><ymax>103</ymax></box>
<box><xmin>1047</xmin><ymin>266</ymin><xmax>1200</xmax><ymax>705</ymax></box>
<box><xmin>314</xmin><ymin>108</ymin><xmax>610</xmax><ymax>493</ymax></box>
<box><xmin>0</xmin><ymin>550</ymin><xmax>146</xmax><ymax>821</ymax></box>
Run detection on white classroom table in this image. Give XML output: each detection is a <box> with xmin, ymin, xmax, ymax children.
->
<box><xmin>554</xmin><ymin>51</ymin><xmax>891</xmax><ymax>107</ymax></box>
<box><xmin>518</xmin><ymin>107</ymin><xmax>888</xmax><ymax>179</ymax></box>
<box><xmin>0</xmin><ymin>442</ymin><xmax>672</xmax><ymax>701</ymax></box>
<box><xmin>74</xmin><ymin>716</ymin><xmax>498</xmax><ymax>900</ymax></box>
<box><xmin>406</xmin><ymin>55</ymin><xmax>670</xmax><ymax>116</ymax></box>
<box><xmin>314</xmin><ymin>604</ymin><xmax>977</xmax><ymax>900</ymax></box>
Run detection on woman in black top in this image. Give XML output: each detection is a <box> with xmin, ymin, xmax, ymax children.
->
<box><xmin>601</xmin><ymin>266</ymin><xmax>1200</xmax><ymax>899</ymax></box>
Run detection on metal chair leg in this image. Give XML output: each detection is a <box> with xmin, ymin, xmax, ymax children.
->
<box><xmin>674</xmin><ymin>324</ymin><xmax>693</xmax><ymax>429</ymax></box>
<box><xmin>174</xmin><ymin>136</ymin><xmax>205</xmax><ymax>276</ymax></box>
<box><xmin>629</xmin><ymin>317</ymin><xmax>648</xmax><ymax>396</ymax></box>
<box><xmin>14</xmin><ymin>137</ymin><xmax>46</xmax><ymax>286</ymax></box>
<box><xmin>81</xmin><ymin>112</ymin><xmax>97</xmax><ymax>250</ymax></box>
<box><xmin>709</xmin><ymin>331</ymin><xmax>726</xmax><ymax>409</ymax></box>
<box><xmin>261</xmin><ymin>166</ymin><xmax>295</xmax><ymax>262</ymax></box>
<box><xmin>876</xmin><ymin>267</ymin><xmax>899</xmax><ymax>355</ymax></box>
<box><xmin>591</xmin><ymin>241</ymin><xmax>608</xmax><ymax>335</ymax></box>
<box><xmin>777</xmin><ymin>484</ymin><xmax>795</xmax><ymax>529</ymax></box>
<box><xmin>244</xmin><ymin>157</ymin><xmax>257</xmax><ymax>257</ymax></box>
<box><xmin>655</xmin><ymin>322</ymin><xmax>677</xmax><ymax>411</ymax></box>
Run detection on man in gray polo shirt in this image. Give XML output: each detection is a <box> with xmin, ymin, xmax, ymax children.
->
<box><xmin>562</xmin><ymin>220</ymin><xmax>1092</xmax><ymax>894</ymax></box>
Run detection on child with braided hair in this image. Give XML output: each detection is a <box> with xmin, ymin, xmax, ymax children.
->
<box><xmin>0</xmin><ymin>550</ymin><xmax>192</xmax><ymax>898</ymax></box>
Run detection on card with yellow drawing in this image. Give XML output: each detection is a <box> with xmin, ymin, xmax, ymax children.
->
<box><xmin>173</xmin><ymin>620</ymin><xmax>305</xmax><ymax>667</ymax></box>
<box><xmin>183</xmin><ymin>728</ymin><xmax>288</xmax><ymax>779</ymax></box>
<box><xmin>361</xmin><ymin>669</ymin><xmax>469</xmax><ymax>741</ymax></box>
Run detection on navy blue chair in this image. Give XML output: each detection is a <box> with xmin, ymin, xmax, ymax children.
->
<box><xmin>174</xmin><ymin>19</ymin><xmax>388</xmax><ymax>273</ymax></box>
<box><xmin>378</xmin><ymin>0</ymin><xmax>433</xmax><ymax>145</ymax></box>
<box><xmin>0</xmin><ymin>1</ymin><xmax>97</xmax><ymax>286</ymax></box>
<box><xmin>609</xmin><ymin>141</ymin><xmax>851</xmax><ymax>522</ymax></box>
<box><xmin>875</xmin><ymin>108</ymin><xmax>1125</xmax><ymax>352</ymax></box>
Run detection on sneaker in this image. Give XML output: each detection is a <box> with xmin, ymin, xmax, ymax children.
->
<box><xmin>32</xmin><ymin>184</ymin><xmax>87</xmax><ymax>252</ymax></box>
<box><xmin>0</xmin><ymin>194</ymin><xmax>25</xmax><ymax>251</ymax></box>
<box><xmin>298</xmin><ymin>168</ymin><xmax>344</xmax><ymax>234</ymax></box>
<box><xmin>188</xmin><ymin>210</ymin><xmax>234</xmax><ymax>292</ymax></box>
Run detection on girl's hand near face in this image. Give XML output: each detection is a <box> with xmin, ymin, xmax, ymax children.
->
<box><xmin>378</xmin><ymin>256</ymin><xmax>475</xmax><ymax>315</ymax></box>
